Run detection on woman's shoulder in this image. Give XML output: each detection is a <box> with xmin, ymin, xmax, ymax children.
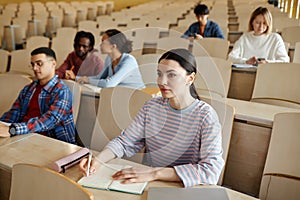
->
<box><xmin>267</xmin><ymin>32</ymin><xmax>282</xmax><ymax>40</ymax></box>
<box><xmin>194</xmin><ymin>100</ymin><xmax>219</xmax><ymax>119</ymax></box>
<box><xmin>242</xmin><ymin>31</ymin><xmax>253</xmax><ymax>37</ymax></box>
<box><xmin>120</xmin><ymin>53</ymin><xmax>138</xmax><ymax>65</ymax></box>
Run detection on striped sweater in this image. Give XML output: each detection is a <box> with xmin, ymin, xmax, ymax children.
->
<box><xmin>106</xmin><ymin>97</ymin><xmax>224</xmax><ymax>187</ymax></box>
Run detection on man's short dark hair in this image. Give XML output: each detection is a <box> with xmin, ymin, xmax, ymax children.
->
<box><xmin>74</xmin><ymin>31</ymin><xmax>95</xmax><ymax>49</ymax></box>
<box><xmin>194</xmin><ymin>4</ymin><xmax>209</xmax><ymax>15</ymax></box>
<box><xmin>31</xmin><ymin>47</ymin><xmax>56</xmax><ymax>60</ymax></box>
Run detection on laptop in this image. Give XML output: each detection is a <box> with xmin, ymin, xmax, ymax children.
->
<box><xmin>148</xmin><ymin>187</ymin><xmax>229</xmax><ymax>200</ymax></box>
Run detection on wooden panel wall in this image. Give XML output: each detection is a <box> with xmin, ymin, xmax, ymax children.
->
<box><xmin>0</xmin><ymin>0</ymin><xmax>153</xmax><ymax>11</ymax></box>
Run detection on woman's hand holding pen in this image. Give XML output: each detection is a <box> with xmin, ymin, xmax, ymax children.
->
<box><xmin>79</xmin><ymin>148</ymin><xmax>115</xmax><ymax>176</ymax></box>
<box><xmin>79</xmin><ymin>155</ymin><xmax>100</xmax><ymax>176</ymax></box>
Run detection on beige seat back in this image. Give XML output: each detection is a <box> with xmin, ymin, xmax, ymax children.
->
<box><xmin>51</xmin><ymin>37</ymin><xmax>74</xmax><ymax>67</ymax></box>
<box><xmin>9</xmin><ymin>163</ymin><xmax>93</xmax><ymax>200</ymax></box>
<box><xmin>156</xmin><ymin>37</ymin><xmax>190</xmax><ymax>54</ymax></box>
<box><xmin>0</xmin><ymin>49</ymin><xmax>10</xmax><ymax>73</ymax></box>
<box><xmin>139</xmin><ymin>63</ymin><xmax>158</xmax><ymax>88</ymax></box>
<box><xmin>90</xmin><ymin>87</ymin><xmax>152</xmax><ymax>151</ymax></box>
<box><xmin>281</xmin><ymin>26</ymin><xmax>300</xmax><ymax>47</ymax></box>
<box><xmin>293</xmin><ymin>42</ymin><xmax>300</xmax><ymax>63</ymax></box>
<box><xmin>63</xmin><ymin>80</ymin><xmax>81</xmax><ymax>124</ymax></box>
<box><xmin>25</xmin><ymin>36</ymin><xmax>50</xmax><ymax>52</ymax></box>
<box><xmin>137</xmin><ymin>53</ymin><xmax>161</xmax><ymax>65</ymax></box>
<box><xmin>192</xmin><ymin>38</ymin><xmax>230</xmax><ymax>59</ymax></box>
<box><xmin>201</xmin><ymin>97</ymin><xmax>235</xmax><ymax>185</ymax></box>
<box><xmin>251</xmin><ymin>63</ymin><xmax>300</xmax><ymax>109</ymax></box>
<box><xmin>259</xmin><ymin>113</ymin><xmax>300</xmax><ymax>200</ymax></box>
<box><xmin>194</xmin><ymin>56</ymin><xmax>232</xmax><ymax>99</ymax></box>
<box><xmin>9</xmin><ymin>49</ymin><xmax>34</xmax><ymax>76</ymax></box>
<box><xmin>0</xmin><ymin>74</ymin><xmax>32</xmax><ymax>116</ymax></box>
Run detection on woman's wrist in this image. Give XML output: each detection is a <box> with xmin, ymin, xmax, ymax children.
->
<box><xmin>152</xmin><ymin>167</ymin><xmax>180</xmax><ymax>182</ymax></box>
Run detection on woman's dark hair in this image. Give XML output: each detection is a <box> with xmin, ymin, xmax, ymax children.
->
<box><xmin>194</xmin><ymin>4</ymin><xmax>209</xmax><ymax>16</ymax></box>
<box><xmin>158</xmin><ymin>48</ymin><xmax>200</xmax><ymax>100</ymax></box>
<box><xmin>74</xmin><ymin>31</ymin><xmax>95</xmax><ymax>50</ymax></box>
<box><xmin>104</xmin><ymin>29</ymin><xmax>133</xmax><ymax>53</ymax></box>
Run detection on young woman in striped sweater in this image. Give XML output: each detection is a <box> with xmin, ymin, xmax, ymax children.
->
<box><xmin>79</xmin><ymin>48</ymin><xmax>224</xmax><ymax>187</ymax></box>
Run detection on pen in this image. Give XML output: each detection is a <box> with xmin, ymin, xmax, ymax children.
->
<box><xmin>86</xmin><ymin>153</ymin><xmax>92</xmax><ymax>177</ymax></box>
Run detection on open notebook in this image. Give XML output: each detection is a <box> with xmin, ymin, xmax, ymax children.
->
<box><xmin>78</xmin><ymin>163</ymin><xmax>148</xmax><ymax>195</ymax></box>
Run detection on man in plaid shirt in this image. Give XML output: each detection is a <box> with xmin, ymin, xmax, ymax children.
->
<box><xmin>0</xmin><ymin>47</ymin><xmax>76</xmax><ymax>144</ymax></box>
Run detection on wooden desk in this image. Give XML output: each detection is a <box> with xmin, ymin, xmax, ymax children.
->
<box><xmin>228</xmin><ymin>67</ymin><xmax>257</xmax><ymax>101</ymax></box>
<box><xmin>0</xmin><ymin>134</ymin><xmax>81</xmax><ymax>200</ymax></box>
<box><xmin>223</xmin><ymin>98</ymin><xmax>300</xmax><ymax>196</ymax></box>
<box><xmin>66</xmin><ymin>158</ymin><xmax>258</xmax><ymax>200</ymax></box>
<box><xmin>0</xmin><ymin>134</ymin><xmax>258</xmax><ymax>200</ymax></box>
<box><xmin>226</xmin><ymin>98</ymin><xmax>300</xmax><ymax>127</ymax></box>
<box><xmin>0</xmin><ymin>134</ymin><xmax>31</xmax><ymax>147</ymax></box>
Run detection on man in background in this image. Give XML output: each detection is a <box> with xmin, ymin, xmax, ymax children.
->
<box><xmin>182</xmin><ymin>4</ymin><xmax>224</xmax><ymax>40</ymax></box>
<box><xmin>56</xmin><ymin>31</ymin><xmax>104</xmax><ymax>80</ymax></box>
<box><xmin>0</xmin><ymin>47</ymin><xmax>76</xmax><ymax>144</ymax></box>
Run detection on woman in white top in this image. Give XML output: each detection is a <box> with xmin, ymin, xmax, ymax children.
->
<box><xmin>228</xmin><ymin>7</ymin><xmax>289</xmax><ymax>65</ymax></box>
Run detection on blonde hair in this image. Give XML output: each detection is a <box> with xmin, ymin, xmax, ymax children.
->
<box><xmin>248</xmin><ymin>7</ymin><xmax>272</xmax><ymax>34</ymax></box>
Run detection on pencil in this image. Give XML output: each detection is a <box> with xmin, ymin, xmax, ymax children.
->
<box><xmin>86</xmin><ymin>153</ymin><xmax>92</xmax><ymax>177</ymax></box>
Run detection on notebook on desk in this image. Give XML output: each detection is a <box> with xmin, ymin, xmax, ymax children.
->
<box><xmin>147</xmin><ymin>187</ymin><xmax>229</xmax><ymax>200</ymax></box>
<box><xmin>78</xmin><ymin>163</ymin><xmax>148</xmax><ymax>195</ymax></box>
<box><xmin>232</xmin><ymin>64</ymin><xmax>257</xmax><ymax>68</ymax></box>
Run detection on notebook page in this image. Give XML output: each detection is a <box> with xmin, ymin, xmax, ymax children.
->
<box><xmin>109</xmin><ymin>179</ymin><xmax>148</xmax><ymax>195</ymax></box>
<box><xmin>78</xmin><ymin>164</ymin><xmax>122</xmax><ymax>189</ymax></box>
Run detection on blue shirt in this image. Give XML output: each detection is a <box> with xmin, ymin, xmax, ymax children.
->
<box><xmin>88</xmin><ymin>53</ymin><xmax>145</xmax><ymax>89</ymax></box>
<box><xmin>182</xmin><ymin>20</ymin><xmax>224</xmax><ymax>39</ymax></box>
<box><xmin>0</xmin><ymin>75</ymin><xmax>76</xmax><ymax>144</ymax></box>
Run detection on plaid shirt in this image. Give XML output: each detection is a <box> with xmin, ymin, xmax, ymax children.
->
<box><xmin>0</xmin><ymin>75</ymin><xmax>76</xmax><ymax>144</ymax></box>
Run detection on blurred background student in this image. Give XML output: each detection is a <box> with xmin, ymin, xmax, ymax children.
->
<box><xmin>77</xmin><ymin>29</ymin><xmax>145</xmax><ymax>89</ymax></box>
<box><xmin>56</xmin><ymin>31</ymin><xmax>104</xmax><ymax>80</ymax></box>
<box><xmin>182</xmin><ymin>4</ymin><xmax>224</xmax><ymax>40</ymax></box>
<box><xmin>228</xmin><ymin>7</ymin><xmax>289</xmax><ymax>65</ymax></box>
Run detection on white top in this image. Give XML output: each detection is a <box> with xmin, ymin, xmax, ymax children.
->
<box><xmin>228</xmin><ymin>31</ymin><xmax>290</xmax><ymax>64</ymax></box>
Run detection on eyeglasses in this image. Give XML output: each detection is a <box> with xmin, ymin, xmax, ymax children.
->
<box><xmin>30</xmin><ymin>60</ymin><xmax>52</xmax><ymax>69</ymax></box>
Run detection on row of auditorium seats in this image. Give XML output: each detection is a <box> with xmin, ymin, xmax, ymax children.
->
<box><xmin>0</xmin><ymin>0</ymin><xmax>196</xmax><ymax>51</ymax></box>
<box><xmin>0</xmin><ymin>1</ymin><xmax>299</xmax><ymax>200</ymax></box>
<box><xmin>1</xmin><ymin>0</ymin><xmax>299</xmax><ymax>63</ymax></box>
<box><xmin>1</xmin><ymin>60</ymin><xmax>300</xmax><ymax>197</ymax></box>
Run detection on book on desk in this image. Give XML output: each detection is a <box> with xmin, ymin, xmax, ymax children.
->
<box><xmin>232</xmin><ymin>64</ymin><xmax>257</xmax><ymax>68</ymax></box>
<box><xmin>78</xmin><ymin>163</ymin><xmax>148</xmax><ymax>195</ymax></box>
